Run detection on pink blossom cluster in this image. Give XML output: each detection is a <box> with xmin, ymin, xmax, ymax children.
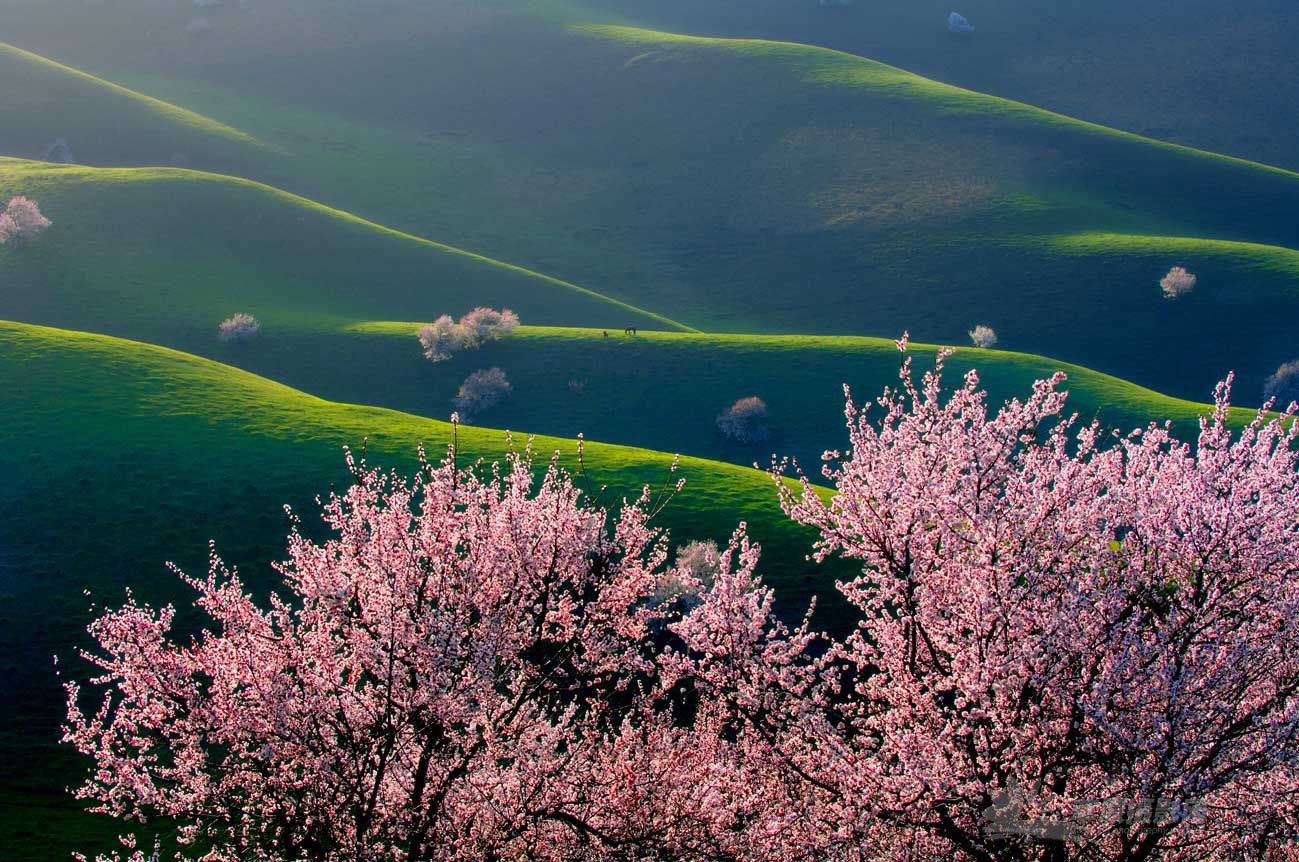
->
<box><xmin>418</xmin><ymin>307</ymin><xmax>520</xmax><ymax>362</ymax></box>
<box><xmin>0</xmin><ymin>196</ymin><xmax>51</xmax><ymax>244</ymax></box>
<box><xmin>968</xmin><ymin>323</ymin><xmax>998</xmax><ymax>347</ymax></box>
<box><xmin>1160</xmin><ymin>266</ymin><xmax>1197</xmax><ymax>299</ymax></box>
<box><xmin>65</xmin><ymin>341</ymin><xmax>1299</xmax><ymax>861</ymax></box>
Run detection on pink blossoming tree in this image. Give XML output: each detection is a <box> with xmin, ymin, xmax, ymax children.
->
<box><xmin>716</xmin><ymin>335</ymin><xmax>1299</xmax><ymax>860</ymax></box>
<box><xmin>65</xmin><ymin>339</ymin><xmax>1299</xmax><ymax>860</ymax></box>
<box><xmin>64</xmin><ymin>447</ymin><xmax>788</xmax><ymax>861</ymax></box>
<box><xmin>452</xmin><ymin>366</ymin><xmax>512</xmax><ymax>420</ymax></box>
<box><xmin>717</xmin><ymin>396</ymin><xmax>771</xmax><ymax>443</ymax></box>
<box><xmin>1160</xmin><ymin>266</ymin><xmax>1197</xmax><ymax>299</ymax></box>
<box><xmin>0</xmin><ymin>195</ymin><xmax>51</xmax><ymax>244</ymax></box>
<box><xmin>216</xmin><ymin>313</ymin><xmax>261</xmax><ymax>342</ymax></box>
<box><xmin>418</xmin><ymin>307</ymin><xmax>519</xmax><ymax>363</ymax></box>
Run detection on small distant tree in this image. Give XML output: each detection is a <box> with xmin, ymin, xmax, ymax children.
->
<box><xmin>418</xmin><ymin>307</ymin><xmax>519</xmax><ymax>362</ymax></box>
<box><xmin>716</xmin><ymin>396</ymin><xmax>770</xmax><ymax>443</ymax></box>
<box><xmin>217</xmin><ymin>313</ymin><xmax>260</xmax><ymax>342</ymax></box>
<box><xmin>948</xmin><ymin>11</ymin><xmax>975</xmax><ymax>33</ymax></box>
<box><xmin>417</xmin><ymin>315</ymin><xmax>462</xmax><ymax>362</ymax></box>
<box><xmin>968</xmin><ymin>324</ymin><xmax>998</xmax><ymax>348</ymax></box>
<box><xmin>0</xmin><ymin>196</ymin><xmax>52</xmax><ymax>244</ymax></box>
<box><xmin>1264</xmin><ymin>358</ymin><xmax>1299</xmax><ymax>408</ymax></box>
<box><xmin>460</xmin><ymin>306</ymin><xmax>520</xmax><ymax>343</ymax></box>
<box><xmin>453</xmin><ymin>367</ymin><xmax>511</xmax><ymax>420</ymax></box>
<box><xmin>42</xmin><ymin>138</ymin><xmax>75</xmax><ymax>164</ymax></box>
<box><xmin>653</xmin><ymin>540</ymin><xmax>723</xmax><ymax>609</ymax></box>
<box><xmin>1160</xmin><ymin>266</ymin><xmax>1197</xmax><ymax>299</ymax></box>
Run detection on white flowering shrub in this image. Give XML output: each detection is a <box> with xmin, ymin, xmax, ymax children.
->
<box><xmin>1264</xmin><ymin>359</ymin><xmax>1299</xmax><ymax>408</ymax></box>
<box><xmin>0</xmin><ymin>196</ymin><xmax>52</xmax><ymax>244</ymax></box>
<box><xmin>652</xmin><ymin>540</ymin><xmax>722</xmax><ymax>608</ymax></box>
<box><xmin>217</xmin><ymin>313</ymin><xmax>261</xmax><ymax>342</ymax></box>
<box><xmin>452</xmin><ymin>368</ymin><xmax>512</xmax><ymax>420</ymax></box>
<box><xmin>717</xmin><ymin>396</ymin><xmax>770</xmax><ymax>443</ymax></box>
<box><xmin>948</xmin><ymin>12</ymin><xmax>975</xmax><ymax>33</ymax></box>
<box><xmin>418</xmin><ymin>307</ymin><xmax>520</xmax><ymax>362</ymax></box>
<box><xmin>968</xmin><ymin>324</ymin><xmax>998</xmax><ymax>348</ymax></box>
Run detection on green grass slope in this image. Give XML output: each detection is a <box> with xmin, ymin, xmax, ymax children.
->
<box><xmin>0</xmin><ymin>158</ymin><xmax>684</xmax><ymax>336</ymax></box>
<box><xmin>0</xmin><ymin>320</ymin><xmax>822</xmax><ymax>861</ymax></box>
<box><xmin>576</xmin><ymin>0</ymin><xmax>1299</xmax><ymax>174</ymax></box>
<box><xmin>0</xmin><ymin>156</ymin><xmax>1255</xmax><ymax>469</ymax></box>
<box><xmin>242</xmin><ymin>323</ymin><xmax>1258</xmax><ymax>473</ymax></box>
<box><xmin>3</xmin><ymin>19</ymin><xmax>1299</xmax><ymax>397</ymax></box>
<box><xmin>0</xmin><ymin>40</ymin><xmax>265</xmax><ymax>168</ymax></box>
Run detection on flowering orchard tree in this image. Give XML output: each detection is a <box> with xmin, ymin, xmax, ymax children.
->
<box><xmin>63</xmin><ymin>447</ymin><xmax>785</xmax><ymax>862</ymax></box>
<box><xmin>1160</xmin><ymin>266</ymin><xmax>1197</xmax><ymax>299</ymax></box>
<box><xmin>216</xmin><ymin>312</ymin><xmax>260</xmax><ymax>342</ymax></box>
<box><xmin>968</xmin><ymin>324</ymin><xmax>998</xmax><ymax>348</ymax></box>
<box><xmin>704</xmin><ymin>334</ymin><xmax>1299</xmax><ymax>861</ymax></box>
<box><xmin>418</xmin><ymin>307</ymin><xmax>519</xmax><ymax>362</ymax></box>
<box><xmin>717</xmin><ymin>396</ymin><xmax>771</xmax><ymax>443</ymax></box>
<box><xmin>64</xmin><ymin>340</ymin><xmax>1299</xmax><ymax>861</ymax></box>
<box><xmin>452</xmin><ymin>366</ymin><xmax>511</xmax><ymax>420</ymax></box>
<box><xmin>0</xmin><ymin>195</ymin><xmax>52</xmax><ymax>244</ymax></box>
<box><xmin>1264</xmin><ymin>358</ymin><xmax>1299</xmax><ymax>409</ymax></box>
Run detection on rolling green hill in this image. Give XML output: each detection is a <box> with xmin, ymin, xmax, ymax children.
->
<box><xmin>2</xmin><ymin>10</ymin><xmax>1298</xmax><ymax>399</ymax></box>
<box><xmin>574</xmin><ymin>0</ymin><xmax>1299</xmax><ymax>174</ymax></box>
<box><xmin>0</xmin><ymin>40</ymin><xmax>265</xmax><ymax>168</ymax></box>
<box><xmin>0</xmin><ymin>156</ymin><xmax>1255</xmax><ymax>473</ymax></box>
<box><xmin>0</xmin><ymin>320</ymin><xmax>824</xmax><ymax>861</ymax></box>
<box><xmin>0</xmin><ymin>158</ymin><xmax>682</xmax><ymax>336</ymax></box>
<box><xmin>316</xmin><ymin>324</ymin><xmax>1258</xmax><ymax>470</ymax></box>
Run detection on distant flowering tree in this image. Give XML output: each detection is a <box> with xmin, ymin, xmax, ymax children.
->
<box><xmin>1160</xmin><ymin>266</ymin><xmax>1197</xmax><ymax>299</ymax></box>
<box><xmin>459</xmin><ymin>306</ymin><xmax>520</xmax><ymax>344</ymax></box>
<box><xmin>1264</xmin><ymin>358</ymin><xmax>1299</xmax><ymax>408</ymax></box>
<box><xmin>418</xmin><ymin>307</ymin><xmax>519</xmax><ymax>362</ymax></box>
<box><xmin>452</xmin><ymin>367</ymin><xmax>511</xmax><ymax>420</ymax></box>
<box><xmin>0</xmin><ymin>196</ymin><xmax>52</xmax><ymax>244</ymax></box>
<box><xmin>717</xmin><ymin>396</ymin><xmax>770</xmax><ymax>443</ymax></box>
<box><xmin>652</xmin><ymin>540</ymin><xmax>723</xmax><ymax>608</ymax></box>
<box><xmin>968</xmin><ymin>323</ymin><xmax>998</xmax><ymax>348</ymax></box>
<box><xmin>42</xmin><ymin>138</ymin><xmax>75</xmax><ymax>164</ymax></box>
<box><xmin>216</xmin><ymin>313</ymin><xmax>260</xmax><ymax>342</ymax></box>
<box><xmin>948</xmin><ymin>11</ymin><xmax>975</xmax><ymax>33</ymax></box>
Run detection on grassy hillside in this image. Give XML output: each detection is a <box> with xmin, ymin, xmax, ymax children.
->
<box><xmin>0</xmin><ymin>40</ymin><xmax>265</xmax><ymax>168</ymax></box>
<box><xmin>194</xmin><ymin>322</ymin><xmax>1258</xmax><ymax>474</ymax></box>
<box><xmin>0</xmin><ymin>158</ymin><xmax>682</xmax><ymax>336</ymax></box>
<box><xmin>0</xmin><ymin>160</ymin><xmax>1254</xmax><ymax>469</ymax></box>
<box><xmin>0</xmin><ymin>320</ymin><xmax>827</xmax><ymax>861</ymax></box>
<box><xmin>575</xmin><ymin>0</ymin><xmax>1299</xmax><ymax>173</ymax></box>
<box><xmin>1</xmin><ymin>12</ymin><xmax>1296</xmax><ymax>398</ymax></box>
